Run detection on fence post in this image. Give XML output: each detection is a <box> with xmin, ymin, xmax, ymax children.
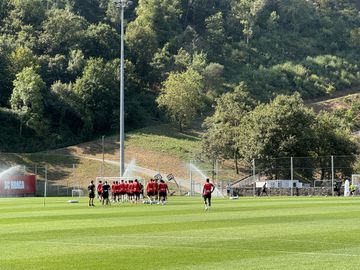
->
<box><xmin>252</xmin><ymin>159</ymin><xmax>256</xmax><ymax>196</ymax></box>
<box><xmin>189</xmin><ymin>161</ymin><xmax>193</xmax><ymax>196</ymax></box>
<box><xmin>101</xmin><ymin>135</ymin><xmax>105</xmax><ymax>177</ymax></box>
<box><xmin>291</xmin><ymin>157</ymin><xmax>293</xmax><ymax>196</ymax></box>
<box><xmin>44</xmin><ymin>166</ymin><xmax>48</xmax><ymax>206</ymax></box>
<box><xmin>34</xmin><ymin>165</ymin><xmax>38</xmax><ymax>195</ymax></box>
<box><xmin>72</xmin><ymin>164</ymin><xmax>77</xmax><ymax>189</ymax></box>
<box><xmin>331</xmin><ymin>155</ymin><xmax>334</xmax><ymax>196</ymax></box>
<box><xmin>215</xmin><ymin>159</ymin><xmax>219</xmax><ymax>187</ymax></box>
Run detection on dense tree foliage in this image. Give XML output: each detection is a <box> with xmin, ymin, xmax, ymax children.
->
<box><xmin>202</xmin><ymin>93</ymin><xmax>357</xmax><ymax>175</ymax></box>
<box><xmin>202</xmin><ymin>83</ymin><xmax>256</xmax><ymax>172</ymax></box>
<box><xmin>157</xmin><ymin>67</ymin><xmax>204</xmax><ymax>132</ymax></box>
<box><xmin>10</xmin><ymin>67</ymin><xmax>46</xmax><ymax>137</ymax></box>
<box><xmin>0</xmin><ymin>0</ymin><xmax>358</xmax><ymax>152</ymax></box>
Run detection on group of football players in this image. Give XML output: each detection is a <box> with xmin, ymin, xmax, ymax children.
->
<box><xmin>92</xmin><ymin>178</ymin><xmax>169</xmax><ymax>206</ymax></box>
<box><xmin>89</xmin><ymin>177</ymin><xmax>215</xmax><ymax>209</ymax></box>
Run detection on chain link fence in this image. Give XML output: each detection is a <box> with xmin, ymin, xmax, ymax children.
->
<box><xmin>0</xmin><ymin>152</ymin><xmax>359</xmax><ymax>197</ymax></box>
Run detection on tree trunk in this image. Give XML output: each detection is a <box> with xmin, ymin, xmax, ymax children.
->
<box><xmin>212</xmin><ymin>159</ymin><xmax>215</xmax><ymax>183</ymax></box>
<box><xmin>234</xmin><ymin>151</ymin><xmax>239</xmax><ymax>174</ymax></box>
<box><xmin>320</xmin><ymin>168</ymin><xmax>325</xmax><ymax>180</ymax></box>
<box><xmin>19</xmin><ymin>120</ymin><xmax>23</xmax><ymax>137</ymax></box>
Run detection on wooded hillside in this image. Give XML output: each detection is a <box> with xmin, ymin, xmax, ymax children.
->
<box><xmin>0</xmin><ymin>0</ymin><xmax>359</xmax><ymax>152</ymax></box>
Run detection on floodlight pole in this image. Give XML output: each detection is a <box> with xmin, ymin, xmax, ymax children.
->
<box><xmin>115</xmin><ymin>0</ymin><xmax>130</xmax><ymax>177</ymax></box>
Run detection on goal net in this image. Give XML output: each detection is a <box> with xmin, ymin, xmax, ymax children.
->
<box><xmin>351</xmin><ymin>174</ymin><xmax>360</xmax><ymax>187</ymax></box>
<box><xmin>314</xmin><ymin>180</ymin><xmax>333</xmax><ymax>187</ymax></box>
<box><xmin>71</xmin><ymin>189</ymin><xmax>84</xmax><ymax>197</ymax></box>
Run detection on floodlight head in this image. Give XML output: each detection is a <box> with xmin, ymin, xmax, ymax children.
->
<box><xmin>114</xmin><ymin>0</ymin><xmax>132</xmax><ymax>8</ymax></box>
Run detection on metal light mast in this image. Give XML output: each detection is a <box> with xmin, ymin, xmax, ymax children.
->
<box><xmin>114</xmin><ymin>0</ymin><xmax>131</xmax><ymax>177</ymax></box>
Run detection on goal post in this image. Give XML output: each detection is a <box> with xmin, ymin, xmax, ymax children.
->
<box><xmin>71</xmin><ymin>189</ymin><xmax>84</xmax><ymax>197</ymax></box>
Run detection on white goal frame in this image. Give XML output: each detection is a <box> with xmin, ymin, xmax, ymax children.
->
<box><xmin>314</xmin><ymin>179</ymin><xmax>333</xmax><ymax>187</ymax></box>
<box><xmin>71</xmin><ymin>188</ymin><xmax>84</xmax><ymax>197</ymax></box>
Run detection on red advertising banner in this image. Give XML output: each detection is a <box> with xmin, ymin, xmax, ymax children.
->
<box><xmin>0</xmin><ymin>175</ymin><xmax>36</xmax><ymax>196</ymax></box>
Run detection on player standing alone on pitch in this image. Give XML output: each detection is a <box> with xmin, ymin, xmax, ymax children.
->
<box><xmin>202</xmin><ymin>178</ymin><xmax>215</xmax><ymax>211</ymax></box>
<box><xmin>88</xmin><ymin>180</ymin><xmax>95</xmax><ymax>207</ymax></box>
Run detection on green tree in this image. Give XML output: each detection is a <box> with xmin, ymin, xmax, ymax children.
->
<box><xmin>0</xmin><ymin>48</ymin><xmax>12</xmax><ymax>106</ymax></box>
<box><xmin>39</xmin><ymin>9</ymin><xmax>88</xmax><ymax>55</ymax></box>
<box><xmin>314</xmin><ymin>111</ymin><xmax>357</xmax><ymax>179</ymax></box>
<box><xmin>231</xmin><ymin>0</ymin><xmax>266</xmax><ymax>44</ymax></box>
<box><xmin>350</xmin><ymin>27</ymin><xmax>360</xmax><ymax>47</ymax></box>
<box><xmin>135</xmin><ymin>0</ymin><xmax>183</xmax><ymax>46</ymax></box>
<box><xmin>203</xmin><ymin>62</ymin><xmax>224</xmax><ymax>99</ymax></box>
<box><xmin>125</xmin><ymin>22</ymin><xmax>158</xmax><ymax>78</ymax></box>
<box><xmin>315</xmin><ymin>111</ymin><xmax>356</xmax><ymax>156</ymax></box>
<box><xmin>48</xmin><ymin>80</ymin><xmax>85</xmax><ymax>141</ymax></box>
<box><xmin>0</xmin><ymin>0</ymin><xmax>12</xmax><ymax>24</ymax></box>
<box><xmin>204</xmin><ymin>12</ymin><xmax>225</xmax><ymax>61</ymax></box>
<box><xmin>37</xmin><ymin>54</ymin><xmax>68</xmax><ymax>84</ymax></box>
<box><xmin>73</xmin><ymin>58</ymin><xmax>118</xmax><ymax>134</ymax></box>
<box><xmin>9</xmin><ymin>0</ymin><xmax>47</xmax><ymax>27</ymax></box>
<box><xmin>85</xmin><ymin>22</ymin><xmax>120</xmax><ymax>60</ymax></box>
<box><xmin>202</xmin><ymin>83</ymin><xmax>256</xmax><ymax>173</ymax></box>
<box><xmin>237</xmin><ymin>93</ymin><xmax>316</xmax><ymax>161</ymax></box>
<box><xmin>71</xmin><ymin>0</ymin><xmax>104</xmax><ymax>23</ymax></box>
<box><xmin>157</xmin><ymin>68</ymin><xmax>204</xmax><ymax>132</ymax></box>
<box><xmin>149</xmin><ymin>45</ymin><xmax>173</xmax><ymax>84</ymax></box>
<box><xmin>9</xmin><ymin>46</ymin><xmax>39</xmax><ymax>75</ymax></box>
<box><xmin>10</xmin><ymin>67</ymin><xmax>46</xmax><ymax>136</ymax></box>
<box><xmin>66</xmin><ymin>49</ymin><xmax>86</xmax><ymax>80</ymax></box>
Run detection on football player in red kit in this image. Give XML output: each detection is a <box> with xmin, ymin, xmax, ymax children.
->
<box><xmin>114</xmin><ymin>181</ymin><xmax>120</xmax><ymax>202</ymax></box>
<box><xmin>158</xmin><ymin>180</ymin><xmax>169</xmax><ymax>205</ymax></box>
<box><xmin>111</xmin><ymin>181</ymin><xmax>116</xmax><ymax>202</ymax></box>
<box><xmin>153</xmin><ymin>179</ymin><xmax>159</xmax><ymax>201</ymax></box>
<box><xmin>97</xmin><ymin>181</ymin><xmax>103</xmax><ymax>202</ymax></box>
<box><xmin>128</xmin><ymin>180</ymin><xmax>134</xmax><ymax>203</ymax></box>
<box><xmin>202</xmin><ymin>178</ymin><xmax>215</xmax><ymax>211</ymax></box>
<box><xmin>119</xmin><ymin>180</ymin><xmax>126</xmax><ymax>203</ymax></box>
<box><xmin>146</xmin><ymin>179</ymin><xmax>154</xmax><ymax>203</ymax></box>
<box><xmin>124</xmin><ymin>181</ymin><xmax>129</xmax><ymax>202</ymax></box>
<box><xmin>133</xmin><ymin>179</ymin><xmax>141</xmax><ymax>203</ymax></box>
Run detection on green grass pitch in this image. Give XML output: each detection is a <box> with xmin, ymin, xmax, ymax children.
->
<box><xmin>1</xmin><ymin>196</ymin><xmax>360</xmax><ymax>270</ymax></box>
